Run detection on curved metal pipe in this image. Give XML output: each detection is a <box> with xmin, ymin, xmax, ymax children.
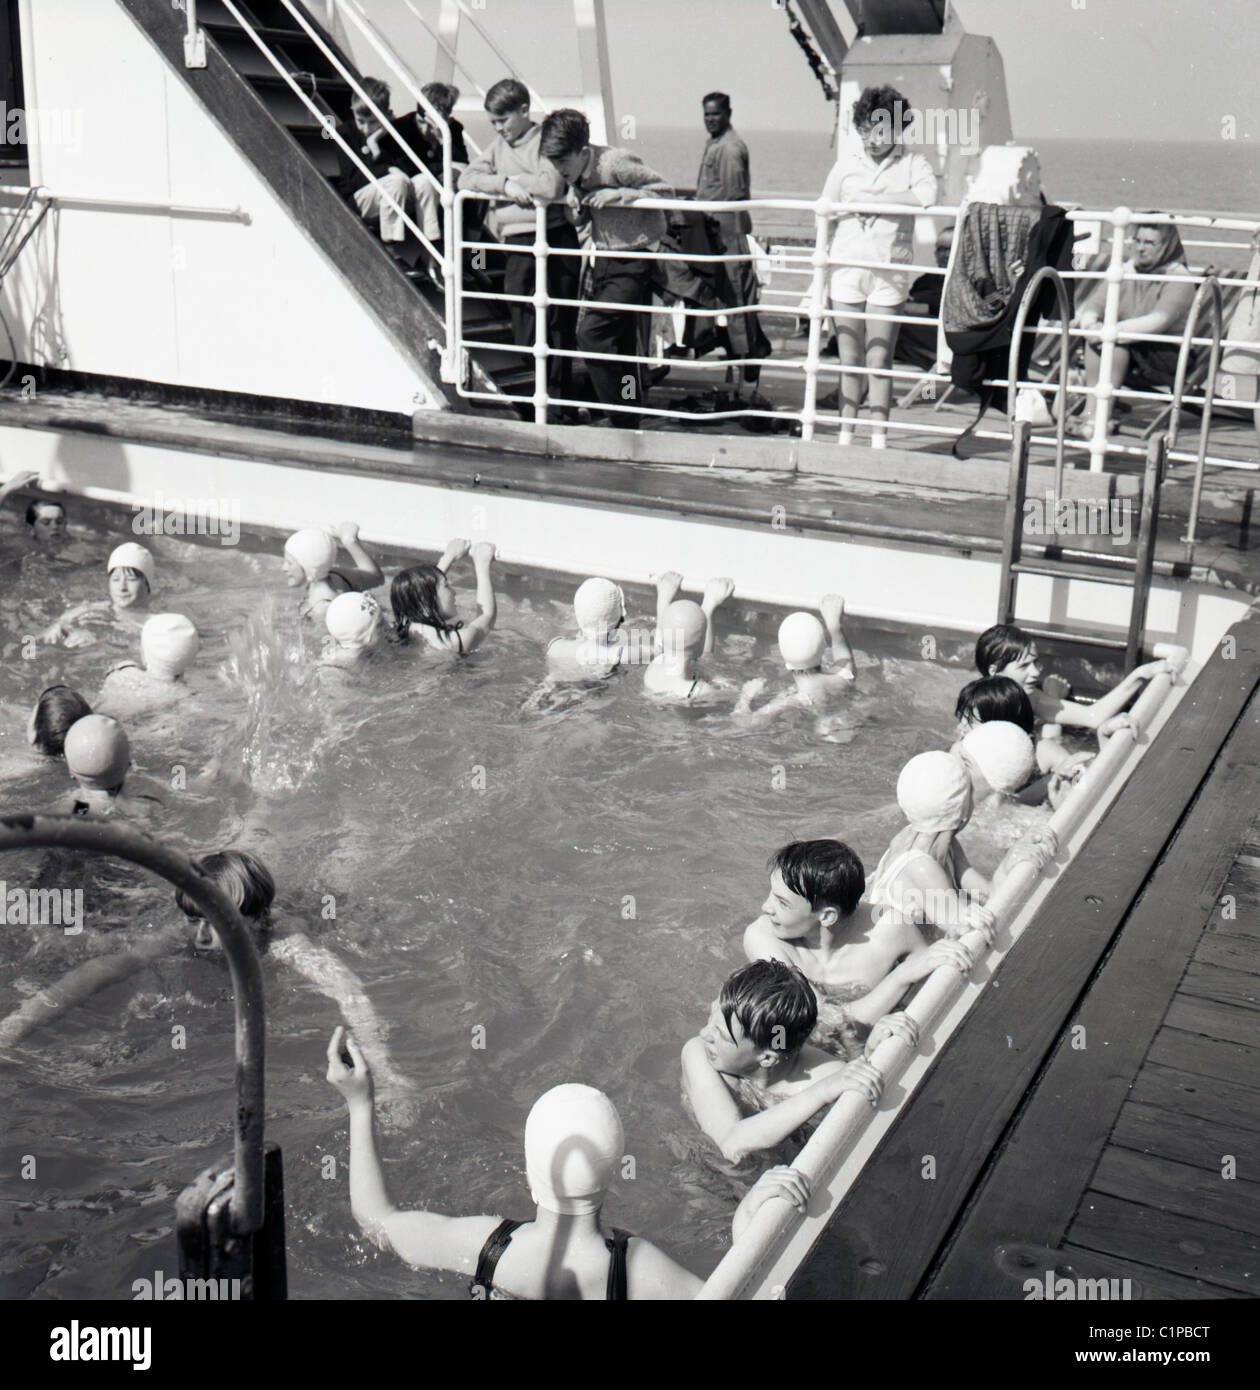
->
<box><xmin>1007</xmin><ymin>265</ymin><xmax>1072</xmax><ymax>503</ymax></box>
<box><xmin>0</xmin><ymin>813</ymin><xmax>266</xmax><ymax>1234</ymax></box>
<box><xmin>1167</xmin><ymin>276</ymin><xmax>1224</xmax><ymax>553</ymax></box>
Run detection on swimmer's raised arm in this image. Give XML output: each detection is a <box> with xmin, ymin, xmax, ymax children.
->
<box><xmin>436</xmin><ymin>537</ymin><xmax>470</xmax><ymax>573</ymax></box>
<box><xmin>819</xmin><ymin>594</ymin><xmax>855</xmax><ymax>675</ymax></box>
<box><xmin>326</xmin><ymin>1028</ymin><xmax>498</xmax><ymax>1270</ymax></box>
<box><xmin>1031</xmin><ymin>660</ymin><xmax>1169</xmax><ymax>731</ymax></box>
<box><xmin>329</xmin><ymin>521</ymin><xmax>384</xmax><ymax>590</ymax></box>
<box><xmin>700</xmin><ymin>577</ymin><xmax>734</xmax><ymax>657</ymax></box>
<box><xmin>456</xmin><ymin>541</ymin><xmax>498</xmax><ymax>655</ymax></box>
<box><xmin>652</xmin><ymin>571</ymin><xmax>683</xmax><ymax>646</ymax></box>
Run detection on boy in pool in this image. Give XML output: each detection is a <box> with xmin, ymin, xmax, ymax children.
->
<box><xmin>390</xmin><ymin>538</ymin><xmax>499</xmax><ymax>656</ymax></box>
<box><xmin>95</xmin><ymin>613</ymin><xmax>201</xmax><ymax>721</ymax></box>
<box><xmin>40</xmin><ymin>542</ymin><xmax>155</xmax><ymax>647</ymax></box>
<box><xmin>643</xmin><ymin>571</ymin><xmax>735</xmax><ymax>701</ymax></box>
<box><xmin>735</xmin><ymin>594</ymin><xmax>855</xmax><ymax>719</ymax></box>
<box><xmin>56</xmin><ymin>714</ymin><xmax>165</xmax><ymax>822</ymax></box>
<box><xmin>682</xmin><ymin>959</ymin><xmax>883</xmax><ymax>1164</ymax></box>
<box><xmin>283</xmin><ymin>521</ymin><xmax>383</xmax><ymax>625</ymax></box>
<box><xmin>0</xmin><ymin>469</ymin><xmax>66</xmax><ymax>544</ymax></box>
<box><xmin>742</xmin><ymin>839</ymin><xmax>972</xmax><ymax>1058</ymax></box>
<box><xmin>975</xmin><ymin>623</ymin><xmax>1172</xmax><ymax>774</ymax></box>
<box><xmin>0</xmin><ymin>684</ymin><xmax>92</xmax><ymax>782</ymax></box>
<box><xmin>546</xmin><ymin>576</ymin><xmax>628</xmax><ymax>678</ymax></box>
<box><xmin>326</xmin><ymin>1053</ymin><xmax>807</xmax><ymax>1298</ymax></box>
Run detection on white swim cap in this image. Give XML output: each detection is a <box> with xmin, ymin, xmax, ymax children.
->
<box><xmin>778</xmin><ymin>612</ymin><xmax>827</xmax><ymax>671</ymax></box>
<box><xmin>897</xmin><ymin>750</ymin><xmax>974</xmax><ymax>834</ymax></box>
<box><xmin>284</xmin><ymin>528</ymin><xmax>338</xmax><ymax>582</ymax></box>
<box><xmin>959</xmin><ymin>721</ymin><xmax>1035</xmax><ymax>794</ymax></box>
<box><xmin>64</xmin><ymin>714</ymin><xmax>131</xmax><ymax>790</ymax></box>
<box><xmin>573</xmin><ymin>577</ymin><xmax>625</xmax><ymax>638</ymax></box>
<box><xmin>141</xmin><ymin>613</ymin><xmax>200</xmax><ymax>680</ymax></box>
<box><xmin>659</xmin><ymin>599</ymin><xmax>707</xmax><ymax>655</ymax></box>
<box><xmin>107</xmin><ymin>542</ymin><xmax>155</xmax><ymax>586</ymax></box>
<box><xmin>524</xmin><ymin>1083</ymin><xmax>624</xmax><ymax>1217</ymax></box>
<box><xmin>325</xmin><ymin>590</ymin><xmax>381</xmax><ymax>647</ymax></box>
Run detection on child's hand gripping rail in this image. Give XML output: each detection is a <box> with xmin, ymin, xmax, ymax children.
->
<box><xmin>697</xmin><ymin>647</ymin><xmax>1187</xmax><ymax>1300</ymax></box>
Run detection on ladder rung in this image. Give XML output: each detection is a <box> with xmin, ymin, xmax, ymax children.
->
<box><xmin>1014</xmin><ymin>623</ymin><xmax>1129</xmax><ymax>650</ymax></box>
<box><xmin>1010</xmin><ymin>558</ymin><xmax>1135</xmax><ymax>587</ymax></box>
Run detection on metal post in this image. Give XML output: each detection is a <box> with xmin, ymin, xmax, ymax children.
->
<box><xmin>532</xmin><ymin>200</ymin><xmax>549</xmax><ymax>424</ymax></box>
<box><xmin>573</xmin><ymin>0</ymin><xmax>616</xmax><ymax>145</ymax></box>
<box><xmin>999</xmin><ymin>420</ymin><xmax>1032</xmax><ymax>625</ymax></box>
<box><xmin>1128</xmin><ymin>434</ymin><xmax>1164</xmax><ymax>669</ymax></box>
<box><xmin>1088</xmin><ymin>209</ymin><xmax>1130</xmax><ymax>472</ymax></box>
<box><xmin>1168</xmin><ymin>276</ymin><xmax>1224</xmax><ymax>553</ymax></box>
<box><xmin>801</xmin><ymin>202</ymin><xmax>830</xmax><ymax>442</ymax></box>
<box><xmin>184</xmin><ymin>0</ymin><xmax>207</xmax><ymax>68</ymax></box>
<box><xmin>1007</xmin><ymin>266</ymin><xmax>1071</xmax><ymax>505</ymax></box>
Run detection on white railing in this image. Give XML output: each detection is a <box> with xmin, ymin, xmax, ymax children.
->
<box><xmin>696</xmin><ymin>643</ymin><xmax>1190</xmax><ymax>1299</ymax></box>
<box><xmin>449</xmin><ymin>192</ymin><xmax>1260</xmax><ymax>474</ymax></box>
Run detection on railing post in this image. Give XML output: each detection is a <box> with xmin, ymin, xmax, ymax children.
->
<box><xmin>800</xmin><ymin>201</ymin><xmax>830</xmax><ymax>442</ymax></box>
<box><xmin>445</xmin><ymin>192</ymin><xmax>467</xmax><ymax>385</ymax></box>
<box><xmin>1169</xmin><ymin>276</ymin><xmax>1224</xmax><ymax>553</ymax></box>
<box><xmin>1087</xmin><ymin>207</ymin><xmax>1131</xmax><ymax>472</ymax></box>
<box><xmin>184</xmin><ymin>0</ymin><xmax>207</xmax><ymax>68</ymax></box>
<box><xmin>533</xmin><ymin>200</ymin><xmax>549</xmax><ymax>425</ymax></box>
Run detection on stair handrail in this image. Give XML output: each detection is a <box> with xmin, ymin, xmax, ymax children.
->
<box><xmin>395</xmin><ymin>0</ymin><xmax>490</xmax><ymax>106</ymax></box>
<box><xmin>1166</xmin><ymin>273</ymin><xmax>1224</xmax><ymax>554</ymax></box>
<box><xmin>0</xmin><ymin>813</ymin><xmax>267</xmax><ymax>1235</ymax></box>
<box><xmin>1007</xmin><ymin>265</ymin><xmax>1071</xmax><ymax>505</ymax></box>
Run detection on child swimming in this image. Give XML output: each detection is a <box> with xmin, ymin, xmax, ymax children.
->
<box><xmin>682</xmin><ymin>959</ymin><xmax>882</xmax><ymax>1163</ymax></box>
<box><xmin>94</xmin><ymin>613</ymin><xmax>201</xmax><ymax>721</ymax></box>
<box><xmin>742</xmin><ymin>839</ymin><xmax>971</xmax><ymax>1058</ymax></box>
<box><xmin>975</xmin><ymin>624</ymin><xmax>1172</xmax><ymax>774</ymax></box>
<box><xmin>325</xmin><ymin>1051</ymin><xmax>809</xmax><ymax>1298</ymax></box>
<box><xmin>390</xmin><ymin>538</ymin><xmax>499</xmax><ymax>656</ymax></box>
<box><xmin>643</xmin><ymin>571</ymin><xmax>734</xmax><ymax>701</ymax></box>
<box><xmin>735</xmin><ymin>594</ymin><xmax>855</xmax><ymax>719</ymax></box>
<box><xmin>283</xmin><ymin>521</ymin><xmax>383</xmax><ymax>625</ymax></box>
<box><xmin>322</xmin><ymin>591</ymin><xmax>383</xmax><ymax>669</ymax></box>
<box><xmin>40</xmin><ymin>542</ymin><xmax>155</xmax><ymax>647</ymax></box>
<box><xmin>0</xmin><ymin>684</ymin><xmax>92</xmax><ymax>782</ymax></box>
<box><xmin>954</xmin><ymin>675</ymin><xmax>1034</xmax><ymax>739</ymax></box>
<box><xmin>56</xmin><ymin>714</ymin><xmax>164</xmax><ymax>822</ymax></box>
<box><xmin>546</xmin><ymin>576</ymin><xmax>628</xmax><ymax>678</ymax></box>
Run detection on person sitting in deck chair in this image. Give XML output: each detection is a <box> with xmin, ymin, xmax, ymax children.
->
<box><xmin>1070</xmin><ymin>218</ymin><xmax>1198</xmax><ymax>440</ymax></box>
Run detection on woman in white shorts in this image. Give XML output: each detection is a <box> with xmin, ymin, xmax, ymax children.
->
<box><xmin>821</xmin><ymin>87</ymin><xmax>937</xmax><ymax>447</ymax></box>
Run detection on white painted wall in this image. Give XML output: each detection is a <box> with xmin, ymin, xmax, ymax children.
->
<box><xmin>2</xmin><ymin>0</ymin><xmax>441</xmax><ymax>414</ymax></box>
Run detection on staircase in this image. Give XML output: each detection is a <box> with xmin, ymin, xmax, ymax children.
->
<box><xmin>120</xmin><ymin>0</ymin><xmax>524</xmax><ymax>412</ymax></box>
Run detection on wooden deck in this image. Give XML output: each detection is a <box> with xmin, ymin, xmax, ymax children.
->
<box><xmin>790</xmin><ymin>606</ymin><xmax>1260</xmax><ymax>1300</ymax></box>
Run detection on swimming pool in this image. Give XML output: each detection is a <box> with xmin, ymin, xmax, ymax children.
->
<box><xmin>0</xmin><ymin>501</ymin><xmax>1056</xmax><ymax>1300</ymax></box>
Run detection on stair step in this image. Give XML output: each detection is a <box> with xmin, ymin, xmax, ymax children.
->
<box><xmin>259</xmin><ymin>86</ymin><xmax>338</xmax><ymax>129</ymax></box>
<box><xmin>204</xmin><ymin>21</ymin><xmax>325</xmax><ymax>51</ymax></box>
<box><xmin>289</xmin><ymin>126</ymin><xmax>341</xmax><ymax>177</ymax></box>
<box><xmin>1011</xmin><ymin>557</ymin><xmax>1136</xmax><ymax>587</ymax></box>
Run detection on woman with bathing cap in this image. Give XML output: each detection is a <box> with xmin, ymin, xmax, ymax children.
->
<box><xmin>546</xmin><ymin>576</ymin><xmax>628</xmax><ymax>677</ymax></box>
<box><xmin>95</xmin><ymin>613</ymin><xmax>201</xmax><ymax>720</ymax></box>
<box><xmin>643</xmin><ymin>570</ymin><xmax>735</xmax><ymax>701</ymax></box>
<box><xmin>736</xmin><ymin>594</ymin><xmax>856</xmax><ymax>720</ymax></box>
<box><xmin>390</xmin><ymin>538</ymin><xmax>499</xmax><ymax>656</ymax></box>
<box><xmin>39</xmin><ymin>541</ymin><xmax>156</xmax><ymax>647</ymax></box>
<box><xmin>282</xmin><ymin>520</ymin><xmax>383</xmax><ymax>625</ymax></box>
<box><xmin>326</xmin><ymin>1035</ymin><xmax>809</xmax><ymax>1299</ymax></box>
<box><xmin>58</xmin><ymin>713</ymin><xmax>164</xmax><ymax>821</ymax></box>
<box><xmin>866</xmin><ymin>749</ymin><xmax>994</xmax><ymax>940</ymax></box>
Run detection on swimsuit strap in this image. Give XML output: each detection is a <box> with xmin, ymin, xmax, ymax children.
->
<box><xmin>605</xmin><ymin>1227</ymin><xmax>632</xmax><ymax>1301</ymax></box>
<box><xmin>470</xmin><ymin>1217</ymin><xmax>524</xmax><ymax>1298</ymax></box>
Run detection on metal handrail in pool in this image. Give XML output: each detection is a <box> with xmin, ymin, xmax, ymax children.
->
<box><xmin>696</xmin><ymin>647</ymin><xmax>1189</xmax><ymax>1300</ymax></box>
<box><xmin>0</xmin><ymin>813</ymin><xmax>267</xmax><ymax>1235</ymax></box>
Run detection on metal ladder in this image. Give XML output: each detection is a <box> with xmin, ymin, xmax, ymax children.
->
<box><xmin>997</xmin><ymin>419</ymin><xmax>1165</xmax><ymax>671</ymax></box>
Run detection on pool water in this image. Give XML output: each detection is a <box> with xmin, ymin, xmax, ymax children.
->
<box><xmin>1</xmin><ymin>505</ymin><xmax>1015</xmax><ymax>1300</ymax></box>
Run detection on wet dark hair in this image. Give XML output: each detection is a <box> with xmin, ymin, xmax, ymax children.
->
<box><xmin>702</xmin><ymin>91</ymin><xmax>731</xmax><ymax>111</ymax></box>
<box><xmin>974</xmin><ymin>623</ymin><xmax>1034</xmax><ymax>677</ymax></box>
<box><xmin>389</xmin><ymin>564</ymin><xmax>463</xmax><ymax>644</ymax></box>
<box><xmin>720</xmin><ymin>959</ymin><xmax>817</xmax><ymax>1056</ymax></box>
<box><xmin>769</xmin><ymin>839</ymin><xmax>865</xmax><ymax>918</ymax></box>
<box><xmin>175</xmin><ymin>849</ymin><xmax>275</xmax><ymax>928</ymax></box>
<box><xmin>955</xmin><ymin>676</ymin><xmax>1035</xmax><ymax>736</ymax></box>
<box><xmin>25</xmin><ymin>499</ymin><xmax>65</xmax><ymax>526</ymax></box>
<box><xmin>539</xmin><ymin>108</ymin><xmax>590</xmax><ymax>160</ymax></box>
<box><xmin>485</xmin><ymin>78</ymin><xmax>530</xmax><ymax>115</ymax></box>
<box><xmin>31</xmin><ymin>685</ymin><xmax>92</xmax><ymax>756</ymax></box>
<box><xmin>853</xmin><ymin>84</ymin><xmax>911</xmax><ymax>136</ymax></box>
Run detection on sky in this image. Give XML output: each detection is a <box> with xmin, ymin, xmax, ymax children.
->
<box><xmin>352</xmin><ymin>0</ymin><xmax>1259</xmax><ymax>142</ymax></box>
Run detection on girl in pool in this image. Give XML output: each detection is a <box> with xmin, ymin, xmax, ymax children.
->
<box><xmin>0</xmin><ymin>684</ymin><xmax>93</xmax><ymax>782</ymax></box>
<box><xmin>282</xmin><ymin>521</ymin><xmax>383</xmax><ymax>625</ymax></box>
<box><xmin>735</xmin><ymin>593</ymin><xmax>856</xmax><ymax>719</ymax></box>
<box><xmin>40</xmin><ymin>542</ymin><xmax>155</xmax><ymax>647</ymax></box>
<box><xmin>975</xmin><ymin>623</ymin><xmax>1172</xmax><ymax>774</ymax></box>
<box><xmin>390</xmin><ymin>538</ymin><xmax>499</xmax><ymax>656</ymax></box>
<box><xmin>95</xmin><ymin>613</ymin><xmax>201</xmax><ymax>721</ymax></box>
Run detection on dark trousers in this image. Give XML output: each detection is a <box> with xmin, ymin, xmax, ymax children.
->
<box><xmin>579</xmin><ymin>254</ymin><xmax>655</xmax><ymax>428</ymax></box>
<box><xmin>503</xmin><ymin>222</ymin><xmax>580</xmax><ymax>398</ymax></box>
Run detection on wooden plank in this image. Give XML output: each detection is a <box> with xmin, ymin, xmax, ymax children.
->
<box><xmin>1129</xmin><ymin>1061</ymin><xmax>1260</xmax><ymax>1136</ymax></box>
<box><xmin>1148</xmin><ymin>1027</ymin><xmax>1260</xmax><ymax>1090</ymax></box>
<box><xmin>1091</xmin><ymin>1146</ymin><xmax>1260</xmax><ymax>1236</ymax></box>
<box><xmin>1190</xmin><ymin>932</ymin><xmax>1260</xmax><ymax>976</ymax></box>
<box><xmin>1178</xmin><ymin>960</ymin><xmax>1260</xmax><ymax>1012</ymax></box>
<box><xmin>1165</xmin><ymin>993</ymin><xmax>1260</xmax><ymax>1052</ymax></box>
<box><xmin>790</xmin><ymin>611</ymin><xmax>1260</xmax><ymax>1301</ymax></box>
<box><xmin>1110</xmin><ymin>1099</ymin><xmax>1260</xmax><ymax>1176</ymax></box>
<box><xmin>1067</xmin><ymin>1195</ymin><xmax>1257</xmax><ymax>1296</ymax></box>
<box><xmin>1060</xmin><ymin>1242</ymin><xmax>1245</xmax><ymax>1301</ymax></box>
